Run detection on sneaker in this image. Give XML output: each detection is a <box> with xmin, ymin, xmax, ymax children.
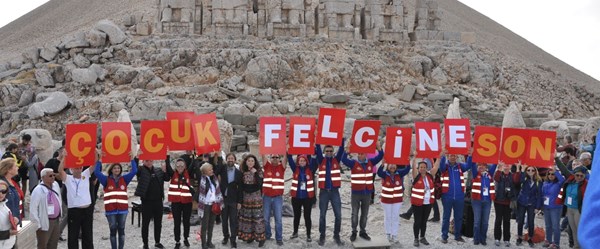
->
<box><xmin>400</xmin><ymin>213</ymin><xmax>411</xmax><ymax>220</ymax></box>
<box><xmin>420</xmin><ymin>237</ymin><xmax>430</xmax><ymax>245</ymax></box>
<box><xmin>334</xmin><ymin>236</ymin><xmax>344</xmax><ymax>246</ymax></box>
<box><xmin>359</xmin><ymin>232</ymin><xmax>371</xmax><ymax>240</ymax></box>
<box><xmin>456</xmin><ymin>237</ymin><xmax>466</xmax><ymax>243</ymax></box>
<box><xmin>277</xmin><ymin>240</ymin><xmax>284</xmax><ymax>246</ymax></box>
<box><xmin>505</xmin><ymin>241</ymin><xmax>511</xmax><ymax>247</ymax></box>
<box><xmin>350</xmin><ymin>232</ymin><xmax>357</xmax><ymax>242</ymax></box>
<box><xmin>441</xmin><ymin>239</ymin><xmax>448</xmax><ymax>244</ymax></box>
<box><xmin>155</xmin><ymin>243</ymin><xmax>165</xmax><ymax>249</ymax></box>
<box><xmin>318</xmin><ymin>237</ymin><xmax>325</xmax><ymax>246</ymax></box>
<box><xmin>184</xmin><ymin>239</ymin><xmax>190</xmax><ymax>247</ymax></box>
<box><xmin>222</xmin><ymin>237</ymin><xmax>229</xmax><ymax>245</ymax></box>
<box><xmin>231</xmin><ymin>241</ymin><xmax>237</xmax><ymax>248</ymax></box>
<box><xmin>306</xmin><ymin>236</ymin><xmax>312</xmax><ymax>242</ymax></box>
<box><xmin>258</xmin><ymin>241</ymin><xmax>265</xmax><ymax>247</ymax></box>
<box><xmin>174</xmin><ymin>242</ymin><xmax>181</xmax><ymax>249</ymax></box>
<box><xmin>528</xmin><ymin>239</ymin><xmax>534</xmax><ymax>247</ymax></box>
<box><xmin>481</xmin><ymin>241</ymin><xmax>487</xmax><ymax>246</ymax></box>
<box><xmin>543</xmin><ymin>241</ymin><xmax>551</xmax><ymax>248</ymax></box>
<box><xmin>413</xmin><ymin>239</ymin><xmax>420</xmax><ymax>247</ymax></box>
<box><xmin>517</xmin><ymin>238</ymin><xmax>523</xmax><ymax>246</ymax></box>
<box><xmin>495</xmin><ymin>240</ymin><xmax>501</xmax><ymax>246</ymax></box>
<box><xmin>290</xmin><ymin>233</ymin><xmax>298</xmax><ymax>239</ymax></box>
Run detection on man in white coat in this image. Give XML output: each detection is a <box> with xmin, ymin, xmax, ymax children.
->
<box><xmin>30</xmin><ymin>168</ymin><xmax>62</xmax><ymax>249</ymax></box>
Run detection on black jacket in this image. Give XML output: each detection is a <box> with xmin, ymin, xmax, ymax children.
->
<box><xmin>218</xmin><ymin>165</ymin><xmax>243</xmax><ymax>204</ymax></box>
<box><xmin>134</xmin><ymin>160</ymin><xmax>173</xmax><ymax>200</ymax></box>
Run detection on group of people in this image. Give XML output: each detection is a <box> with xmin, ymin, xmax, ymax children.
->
<box><xmin>0</xmin><ymin>132</ymin><xmax>596</xmax><ymax>249</ymax></box>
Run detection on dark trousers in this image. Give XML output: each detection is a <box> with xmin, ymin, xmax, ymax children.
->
<box><xmin>67</xmin><ymin>206</ymin><xmax>94</xmax><ymax>249</ymax></box>
<box><xmin>292</xmin><ymin>197</ymin><xmax>314</xmax><ymax>236</ymax></box>
<box><xmin>221</xmin><ymin>201</ymin><xmax>239</xmax><ymax>241</ymax></box>
<box><xmin>351</xmin><ymin>193</ymin><xmax>371</xmax><ymax>233</ymax></box>
<box><xmin>517</xmin><ymin>204</ymin><xmax>535</xmax><ymax>238</ymax></box>
<box><xmin>494</xmin><ymin>202</ymin><xmax>512</xmax><ymax>241</ymax></box>
<box><xmin>404</xmin><ymin>199</ymin><xmax>440</xmax><ymax>219</ymax></box>
<box><xmin>201</xmin><ymin>204</ymin><xmax>217</xmax><ymax>246</ymax></box>
<box><xmin>141</xmin><ymin>199</ymin><xmax>163</xmax><ymax>246</ymax></box>
<box><xmin>172</xmin><ymin>202</ymin><xmax>192</xmax><ymax>243</ymax></box>
<box><xmin>413</xmin><ymin>204</ymin><xmax>432</xmax><ymax>239</ymax></box>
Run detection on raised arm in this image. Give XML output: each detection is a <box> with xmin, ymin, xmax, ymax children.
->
<box><xmin>334</xmin><ymin>138</ymin><xmax>346</xmax><ymax>162</ymax></box>
<box><xmin>94</xmin><ymin>161</ymin><xmax>107</xmax><ymax>187</ymax></box>
<box><xmin>489</xmin><ymin>164</ymin><xmax>497</xmax><ymax>176</ymax></box>
<box><xmin>438</xmin><ymin>155</ymin><xmax>447</xmax><ymax>173</ymax></box>
<box><xmin>315</xmin><ymin>144</ymin><xmax>323</xmax><ymax>162</ymax></box>
<box><xmin>57</xmin><ymin>150</ymin><xmax>67</xmax><ymax>181</ymax></box>
<box><xmin>369</xmin><ymin>146</ymin><xmax>384</xmax><ymax>166</ymax></box>
<box><xmin>461</xmin><ymin>156</ymin><xmax>473</xmax><ymax>172</ymax></box>
<box><xmin>555</xmin><ymin>157</ymin><xmax>572</xmax><ymax>178</ymax></box>
<box><xmin>308</xmin><ymin>156</ymin><xmax>318</xmax><ymax>173</ymax></box>
<box><xmin>341</xmin><ymin>152</ymin><xmax>355</xmax><ymax>168</ymax></box>
<box><xmin>287</xmin><ymin>154</ymin><xmax>297</xmax><ymax>172</ymax></box>
<box><xmin>430</xmin><ymin>156</ymin><xmax>440</xmax><ymax>176</ymax></box>
<box><xmin>398</xmin><ymin>165</ymin><xmax>411</xmax><ymax>177</ymax></box>
<box><xmin>123</xmin><ymin>159</ymin><xmax>138</xmax><ymax>184</ymax></box>
<box><xmin>411</xmin><ymin>158</ymin><xmax>419</xmax><ymax>179</ymax></box>
<box><xmin>377</xmin><ymin>164</ymin><xmax>386</xmax><ymax>178</ymax></box>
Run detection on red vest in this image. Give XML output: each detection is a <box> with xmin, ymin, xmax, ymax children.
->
<box><xmin>441</xmin><ymin>166</ymin><xmax>465</xmax><ymax>193</ymax></box>
<box><xmin>104</xmin><ymin>176</ymin><xmax>129</xmax><ymax>212</ymax></box>
<box><xmin>168</xmin><ymin>170</ymin><xmax>193</xmax><ymax>204</ymax></box>
<box><xmin>556</xmin><ymin>176</ymin><xmax>588</xmax><ymax>206</ymax></box>
<box><xmin>471</xmin><ymin>172</ymin><xmax>495</xmax><ymax>201</ymax></box>
<box><xmin>318</xmin><ymin>158</ymin><xmax>342</xmax><ymax>189</ymax></box>
<box><xmin>350</xmin><ymin>161</ymin><xmax>374</xmax><ymax>192</ymax></box>
<box><xmin>262</xmin><ymin>162</ymin><xmax>285</xmax><ymax>197</ymax></box>
<box><xmin>411</xmin><ymin>174</ymin><xmax>435</xmax><ymax>206</ymax></box>
<box><xmin>380</xmin><ymin>174</ymin><xmax>403</xmax><ymax>204</ymax></box>
<box><xmin>290</xmin><ymin>166</ymin><xmax>315</xmax><ymax>198</ymax></box>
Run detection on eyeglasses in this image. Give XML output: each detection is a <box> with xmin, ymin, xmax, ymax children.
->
<box><xmin>575</xmin><ymin>174</ymin><xmax>585</xmax><ymax>178</ymax></box>
<box><xmin>45</xmin><ymin>174</ymin><xmax>55</xmax><ymax>178</ymax></box>
<box><xmin>0</xmin><ymin>189</ymin><xmax>7</xmax><ymax>194</ymax></box>
<box><xmin>324</xmin><ymin>150</ymin><xmax>334</xmax><ymax>153</ymax></box>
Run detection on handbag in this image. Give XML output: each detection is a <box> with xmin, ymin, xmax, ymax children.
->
<box><xmin>211</xmin><ymin>203</ymin><xmax>221</xmax><ymax>215</ymax></box>
<box><xmin>0</xmin><ymin>230</ymin><xmax>10</xmax><ymax>240</ymax></box>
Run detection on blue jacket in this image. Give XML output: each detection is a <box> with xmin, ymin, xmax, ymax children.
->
<box><xmin>579</xmin><ymin>129</ymin><xmax>600</xmax><ymax>249</ymax></box>
<box><xmin>377</xmin><ymin>164</ymin><xmax>410</xmax><ymax>179</ymax></box>
<box><xmin>517</xmin><ymin>172</ymin><xmax>543</xmax><ymax>209</ymax></box>
<box><xmin>439</xmin><ymin>156</ymin><xmax>471</xmax><ymax>200</ymax></box>
<box><xmin>542</xmin><ymin>170</ymin><xmax>565</xmax><ymax>209</ymax></box>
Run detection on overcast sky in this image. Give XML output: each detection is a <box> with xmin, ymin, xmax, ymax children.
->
<box><xmin>0</xmin><ymin>0</ymin><xmax>598</xmax><ymax>81</ymax></box>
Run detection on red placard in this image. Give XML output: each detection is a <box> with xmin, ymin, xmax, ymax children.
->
<box><xmin>65</xmin><ymin>124</ymin><xmax>97</xmax><ymax>168</ymax></box>
<box><xmin>415</xmin><ymin>122</ymin><xmax>442</xmax><ymax>158</ymax></box>
<box><xmin>102</xmin><ymin>122</ymin><xmax>132</xmax><ymax>163</ymax></box>
<box><xmin>384</xmin><ymin>127</ymin><xmax>413</xmax><ymax>165</ymax></box>
<box><xmin>140</xmin><ymin>121</ymin><xmax>168</xmax><ymax>160</ymax></box>
<box><xmin>444</xmin><ymin>119</ymin><xmax>471</xmax><ymax>155</ymax></box>
<box><xmin>289</xmin><ymin>117</ymin><xmax>316</xmax><ymax>155</ymax></box>
<box><xmin>316</xmin><ymin>108</ymin><xmax>346</xmax><ymax>146</ymax></box>
<box><xmin>523</xmin><ymin>129</ymin><xmax>556</xmax><ymax>168</ymax></box>
<box><xmin>500</xmin><ymin>128</ymin><xmax>530</xmax><ymax>165</ymax></box>
<box><xmin>192</xmin><ymin>113</ymin><xmax>222</xmax><ymax>154</ymax></box>
<box><xmin>167</xmin><ymin>112</ymin><xmax>195</xmax><ymax>150</ymax></box>
<box><xmin>349</xmin><ymin>120</ymin><xmax>381</xmax><ymax>153</ymax></box>
<box><xmin>259</xmin><ymin>117</ymin><xmax>287</xmax><ymax>155</ymax></box>
<box><xmin>472</xmin><ymin>126</ymin><xmax>502</xmax><ymax>164</ymax></box>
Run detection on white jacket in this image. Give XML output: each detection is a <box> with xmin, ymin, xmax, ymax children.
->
<box><xmin>30</xmin><ymin>182</ymin><xmax>62</xmax><ymax>231</ymax></box>
<box><xmin>0</xmin><ymin>199</ymin><xmax>16</xmax><ymax>249</ymax></box>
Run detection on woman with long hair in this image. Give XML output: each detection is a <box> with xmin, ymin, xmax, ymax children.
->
<box><xmin>377</xmin><ymin>163</ymin><xmax>410</xmax><ymax>243</ymax></box>
<box><xmin>287</xmin><ymin>154</ymin><xmax>317</xmax><ymax>242</ymax></box>
<box><xmin>237</xmin><ymin>154</ymin><xmax>266</xmax><ymax>247</ymax></box>
<box><xmin>0</xmin><ymin>180</ymin><xmax>17</xmax><ymax>249</ymax></box>
<box><xmin>94</xmin><ymin>155</ymin><xmax>138</xmax><ymax>249</ymax></box>
<box><xmin>0</xmin><ymin>158</ymin><xmax>23</xmax><ymax>225</ymax></box>
<box><xmin>515</xmin><ymin>162</ymin><xmax>543</xmax><ymax>247</ymax></box>
<box><xmin>410</xmin><ymin>157</ymin><xmax>440</xmax><ymax>247</ymax></box>
<box><xmin>541</xmin><ymin>165</ymin><xmax>565</xmax><ymax>249</ymax></box>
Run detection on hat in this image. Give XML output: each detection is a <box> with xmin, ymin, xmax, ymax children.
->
<box><xmin>573</xmin><ymin>166</ymin><xmax>588</xmax><ymax>174</ymax></box>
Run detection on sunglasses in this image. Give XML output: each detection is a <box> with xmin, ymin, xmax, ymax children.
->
<box><xmin>271</xmin><ymin>156</ymin><xmax>280</xmax><ymax>159</ymax></box>
<box><xmin>46</xmin><ymin>174</ymin><xmax>55</xmax><ymax>178</ymax></box>
<box><xmin>324</xmin><ymin>150</ymin><xmax>334</xmax><ymax>153</ymax></box>
<box><xmin>575</xmin><ymin>174</ymin><xmax>585</xmax><ymax>178</ymax></box>
<box><xmin>0</xmin><ymin>189</ymin><xmax>7</xmax><ymax>194</ymax></box>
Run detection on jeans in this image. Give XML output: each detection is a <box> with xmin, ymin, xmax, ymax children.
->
<box><xmin>493</xmin><ymin>202</ymin><xmax>512</xmax><ymax>241</ymax></box>
<box><xmin>106</xmin><ymin>213</ymin><xmax>127</xmax><ymax>249</ymax></box>
<box><xmin>318</xmin><ymin>188</ymin><xmax>342</xmax><ymax>238</ymax></box>
<box><xmin>517</xmin><ymin>204</ymin><xmax>535</xmax><ymax>238</ymax></box>
<box><xmin>544</xmin><ymin>208</ymin><xmax>561</xmax><ymax>245</ymax></box>
<box><xmin>413</xmin><ymin>204</ymin><xmax>431</xmax><ymax>239</ymax></box>
<box><xmin>171</xmin><ymin>202</ymin><xmax>192</xmax><ymax>243</ymax></box>
<box><xmin>141</xmin><ymin>199</ymin><xmax>163</xmax><ymax>246</ymax></box>
<box><xmin>351</xmin><ymin>193</ymin><xmax>371</xmax><ymax>233</ymax></box>
<box><xmin>472</xmin><ymin>200</ymin><xmax>491</xmax><ymax>243</ymax></box>
<box><xmin>292</xmin><ymin>197</ymin><xmax>314</xmax><ymax>236</ymax></box>
<box><xmin>263</xmin><ymin>195</ymin><xmax>283</xmax><ymax>241</ymax></box>
<box><xmin>441</xmin><ymin>196</ymin><xmax>464</xmax><ymax>240</ymax></box>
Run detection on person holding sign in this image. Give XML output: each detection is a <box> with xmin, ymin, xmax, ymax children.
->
<box><xmin>514</xmin><ymin>162</ymin><xmax>543</xmax><ymax>247</ymax></box>
<box><xmin>439</xmin><ymin>152</ymin><xmax>471</xmax><ymax>244</ymax></box>
<box><xmin>469</xmin><ymin>160</ymin><xmax>497</xmax><ymax>246</ymax></box>
<box><xmin>57</xmin><ymin>149</ymin><xmax>97</xmax><ymax>249</ymax></box>
<box><xmin>0</xmin><ymin>180</ymin><xmax>17</xmax><ymax>249</ymax></box>
<box><xmin>94</xmin><ymin>153</ymin><xmax>138</xmax><ymax>249</ymax></box>
<box><xmin>492</xmin><ymin>161</ymin><xmax>519</xmax><ymax>247</ymax></box>
<box><xmin>410</xmin><ymin>156</ymin><xmax>440</xmax><ymax>247</ymax></box>
<box><xmin>30</xmin><ymin>168</ymin><xmax>62</xmax><ymax>249</ymax></box>
<box><xmin>287</xmin><ymin>154</ymin><xmax>317</xmax><ymax>242</ymax></box>
<box><xmin>166</xmin><ymin>155</ymin><xmax>194</xmax><ymax>249</ymax></box>
<box><xmin>237</xmin><ymin>155</ymin><xmax>266</xmax><ymax>247</ymax></box>
<box><xmin>556</xmin><ymin>165</ymin><xmax>588</xmax><ymax>249</ymax></box>
<box><xmin>261</xmin><ymin>154</ymin><xmax>287</xmax><ymax>246</ymax></box>
<box><xmin>377</xmin><ymin>163</ymin><xmax>410</xmax><ymax>243</ymax></box>
<box><xmin>541</xmin><ymin>166</ymin><xmax>565</xmax><ymax>249</ymax></box>
<box><xmin>218</xmin><ymin>153</ymin><xmax>243</xmax><ymax>248</ymax></box>
<box><xmin>341</xmin><ymin>141</ymin><xmax>383</xmax><ymax>242</ymax></box>
<box><xmin>315</xmin><ymin>139</ymin><xmax>345</xmax><ymax>246</ymax></box>
<box><xmin>197</xmin><ymin>163</ymin><xmax>223</xmax><ymax>249</ymax></box>
<box><xmin>134</xmin><ymin>159</ymin><xmax>173</xmax><ymax>249</ymax></box>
